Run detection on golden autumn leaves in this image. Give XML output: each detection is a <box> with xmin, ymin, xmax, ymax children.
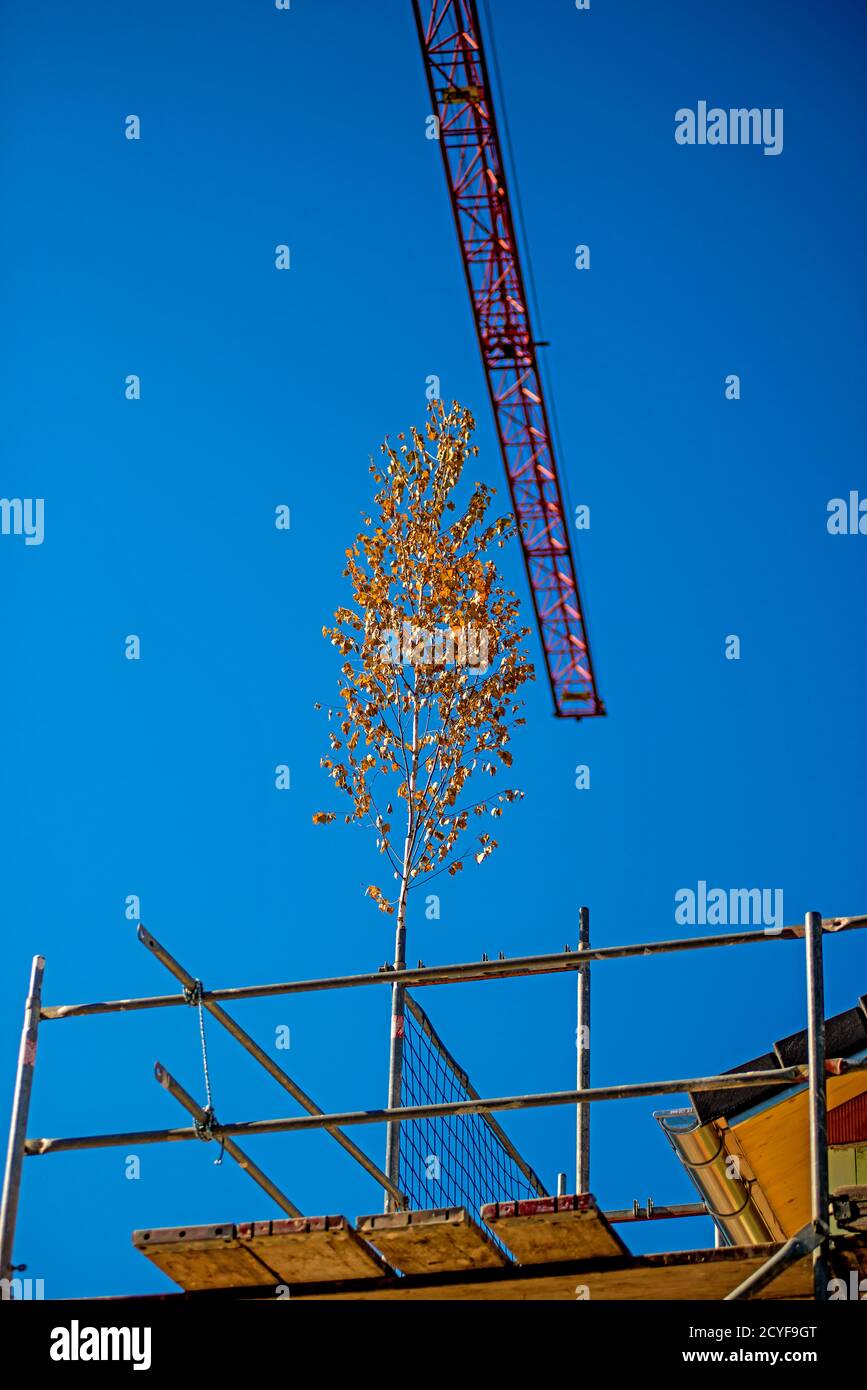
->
<box><xmin>314</xmin><ymin>400</ymin><xmax>534</xmax><ymax>920</ymax></box>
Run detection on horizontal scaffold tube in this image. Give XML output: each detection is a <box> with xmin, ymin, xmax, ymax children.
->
<box><xmin>37</xmin><ymin>916</ymin><xmax>867</xmax><ymax>1021</ymax></box>
<box><xmin>27</xmin><ymin>1060</ymin><xmax>867</xmax><ymax>1157</ymax></box>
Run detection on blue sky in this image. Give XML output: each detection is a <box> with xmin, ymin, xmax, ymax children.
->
<box><xmin>1</xmin><ymin>0</ymin><xmax>865</xmax><ymax>1296</ymax></box>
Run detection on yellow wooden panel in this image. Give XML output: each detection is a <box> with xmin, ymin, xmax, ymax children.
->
<box><xmin>731</xmin><ymin>1072</ymin><xmax>867</xmax><ymax>1237</ymax></box>
<box><xmin>357</xmin><ymin>1208</ymin><xmax>507</xmax><ymax>1273</ymax></box>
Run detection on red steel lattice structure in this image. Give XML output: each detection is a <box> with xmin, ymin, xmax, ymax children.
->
<box><xmin>413</xmin><ymin>0</ymin><xmax>604</xmax><ymax>719</ymax></box>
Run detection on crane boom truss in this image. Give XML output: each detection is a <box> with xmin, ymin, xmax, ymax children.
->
<box><xmin>413</xmin><ymin>0</ymin><xmax>604</xmax><ymax>718</ymax></box>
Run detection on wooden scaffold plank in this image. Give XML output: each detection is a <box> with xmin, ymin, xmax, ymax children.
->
<box><xmin>237</xmin><ymin>1216</ymin><xmax>391</xmax><ymax>1284</ymax></box>
<box><xmin>357</xmin><ymin>1207</ymin><xmax>508</xmax><ymax>1274</ymax></box>
<box><xmin>480</xmin><ymin>1194</ymin><xmax>628</xmax><ymax>1264</ymax></box>
<box><xmin>133</xmin><ymin>1224</ymin><xmax>279</xmax><ymax>1291</ymax></box>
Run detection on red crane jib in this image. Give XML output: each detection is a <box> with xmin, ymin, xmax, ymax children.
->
<box><xmin>413</xmin><ymin>0</ymin><xmax>604</xmax><ymax>719</ymax></box>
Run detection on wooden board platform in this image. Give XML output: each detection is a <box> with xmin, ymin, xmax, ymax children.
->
<box><xmin>133</xmin><ymin>1217</ymin><xmax>390</xmax><ymax>1291</ymax></box>
<box><xmin>480</xmin><ymin>1194</ymin><xmax>628</xmax><ymax>1264</ymax></box>
<box><xmin>131</xmin><ymin>1222</ymin><xmax>867</xmax><ymax>1301</ymax></box>
<box><xmin>133</xmin><ymin>1223</ymin><xmax>279</xmax><ymax>1291</ymax></box>
<box><xmin>295</xmin><ymin>1243</ymin><xmax>826</xmax><ymax>1301</ymax></box>
<box><xmin>237</xmin><ymin>1217</ymin><xmax>389</xmax><ymax>1283</ymax></box>
<box><xmin>357</xmin><ymin>1207</ymin><xmax>508</xmax><ymax>1274</ymax></box>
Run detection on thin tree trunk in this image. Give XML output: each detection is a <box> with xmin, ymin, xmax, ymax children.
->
<box><xmin>384</xmin><ymin>698</ymin><xmax>419</xmax><ymax>1209</ymax></box>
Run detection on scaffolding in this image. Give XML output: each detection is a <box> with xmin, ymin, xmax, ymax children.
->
<box><xmin>1</xmin><ymin>911</ymin><xmax>865</xmax><ymax>1300</ymax></box>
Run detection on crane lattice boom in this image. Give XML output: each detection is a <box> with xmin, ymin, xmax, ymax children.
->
<box><xmin>413</xmin><ymin>0</ymin><xmax>604</xmax><ymax>718</ymax></box>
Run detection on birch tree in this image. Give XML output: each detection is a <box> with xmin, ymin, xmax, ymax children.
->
<box><xmin>314</xmin><ymin>399</ymin><xmax>534</xmax><ymax>962</ymax></box>
<box><xmin>313</xmin><ymin>399</ymin><xmax>534</xmax><ymax>1203</ymax></box>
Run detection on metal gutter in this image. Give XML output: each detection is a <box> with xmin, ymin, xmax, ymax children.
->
<box><xmin>655</xmin><ymin>1109</ymin><xmax>781</xmax><ymax>1246</ymax></box>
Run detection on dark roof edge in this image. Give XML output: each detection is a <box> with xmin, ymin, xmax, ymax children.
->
<box><xmin>689</xmin><ymin>997</ymin><xmax>867</xmax><ymax>1126</ymax></box>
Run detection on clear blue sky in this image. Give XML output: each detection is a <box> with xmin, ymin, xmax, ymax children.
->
<box><xmin>1</xmin><ymin>0</ymin><xmax>865</xmax><ymax>1297</ymax></box>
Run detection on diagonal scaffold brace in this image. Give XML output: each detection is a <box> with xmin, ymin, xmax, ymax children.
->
<box><xmin>154</xmin><ymin>1061</ymin><xmax>301</xmax><ymax>1217</ymax></box>
<box><xmin>138</xmin><ymin>926</ymin><xmax>407</xmax><ymax>1211</ymax></box>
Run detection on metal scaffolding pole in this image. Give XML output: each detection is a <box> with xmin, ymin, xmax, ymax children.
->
<box><xmin>40</xmin><ymin>916</ymin><xmax>867</xmax><ymax>1022</ymax></box>
<box><xmin>384</xmin><ymin>923</ymin><xmax>407</xmax><ymax>1214</ymax></box>
<box><xmin>26</xmin><ymin>1061</ymin><xmax>836</xmax><ymax>1156</ymax></box>
<box><xmin>724</xmin><ymin>908</ymin><xmax>834</xmax><ymax>1303</ymax></box>
<box><xmin>0</xmin><ymin>956</ymin><xmax>44</xmax><ymax>1281</ymax></box>
<box><xmin>154</xmin><ymin>1063</ymin><xmax>301</xmax><ymax>1218</ymax></box>
<box><xmin>576</xmin><ymin>905</ymin><xmax>591</xmax><ymax>1193</ymax></box>
<box><xmin>606</xmin><ymin>1202</ymin><xmax>707</xmax><ymax>1224</ymax></box>
<box><xmin>138</xmin><ymin>927</ymin><xmax>406</xmax><ymax>1210</ymax></box>
<box><xmin>805</xmin><ymin>910</ymin><xmax>830</xmax><ymax>1300</ymax></box>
